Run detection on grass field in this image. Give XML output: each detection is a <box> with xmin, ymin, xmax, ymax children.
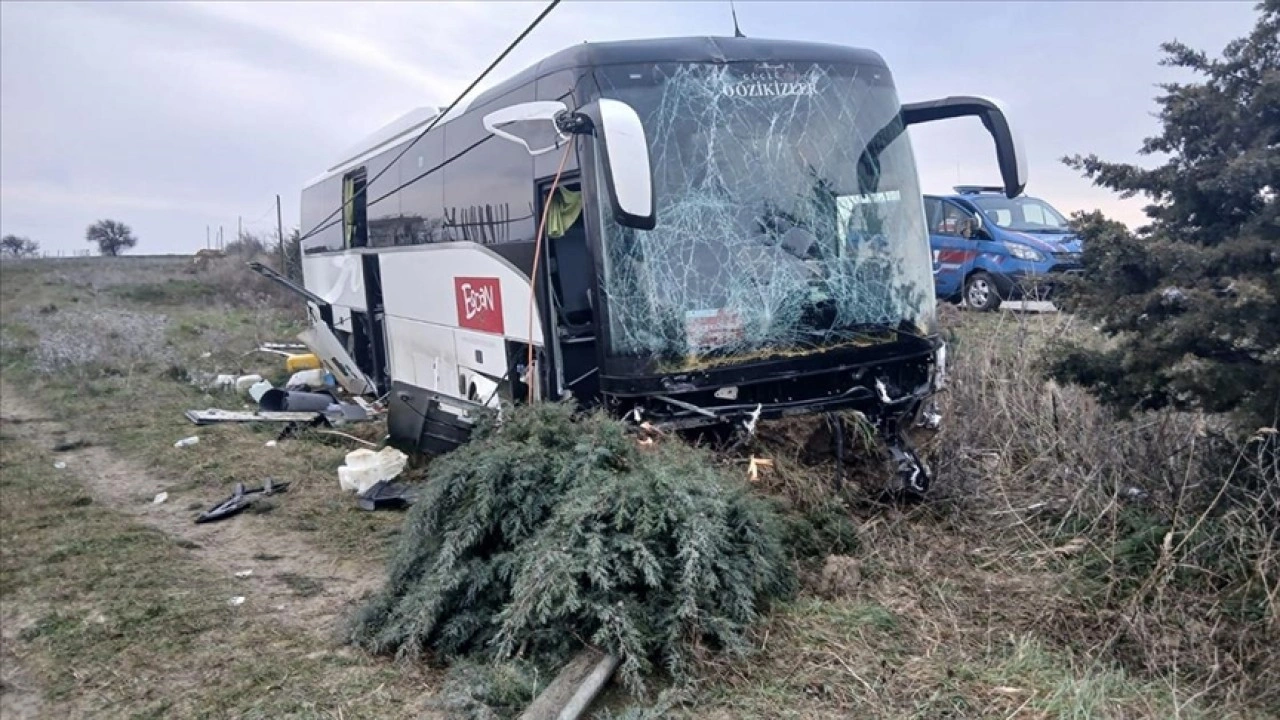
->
<box><xmin>1</xmin><ymin>254</ymin><xmax>1274</xmax><ymax>719</ymax></box>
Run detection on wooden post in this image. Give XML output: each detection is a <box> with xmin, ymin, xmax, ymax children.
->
<box><xmin>276</xmin><ymin>194</ymin><xmax>286</xmax><ymax>273</ymax></box>
<box><xmin>518</xmin><ymin>649</ymin><xmax>619</xmax><ymax>720</ymax></box>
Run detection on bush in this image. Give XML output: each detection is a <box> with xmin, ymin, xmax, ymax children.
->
<box><xmin>347</xmin><ymin>402</ymin><xmax>794</xmax><ymax>693</ymax></box>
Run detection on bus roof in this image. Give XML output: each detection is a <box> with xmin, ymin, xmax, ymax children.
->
<box><xmin>307</xmin><ymin>36</ymin><xmax>888</xmax><ymax>188</ymax></box>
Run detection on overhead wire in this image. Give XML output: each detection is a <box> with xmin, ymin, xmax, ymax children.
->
<box><xmin>298</xmin><ymin>0</ymin><xmax>562</xmax><ymax>244</ymax></box>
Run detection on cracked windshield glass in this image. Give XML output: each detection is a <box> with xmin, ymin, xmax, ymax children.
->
<box><xmin>595</xmin><ymin>59</ymin><xmax>935</xmax><ymax>367</ymax></box>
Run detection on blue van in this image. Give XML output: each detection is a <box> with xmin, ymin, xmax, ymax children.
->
<box><xmin>925</xmin><ymin>186</ymin><xmax>1083</xmax><ymax>310</ymax></box>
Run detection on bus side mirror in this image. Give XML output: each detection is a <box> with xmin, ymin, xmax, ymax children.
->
<box><xmin>482</xmin><ymin>101</ymin><xmax>570</xmax><ymax>156</ymax></box>
<box><xmin>578</xmin><ymin>99</ymin><xmax>656</xmax><ymax>231</ymax></box>
<box><xmin>483</xmin><ymin>99</ymin><xmax>656</xmax><ymax>231</ymax></box>
<box><xmin>901</xmin><ymin>95</ymin><xmax>1027</xmax><ymax>198</ymax></box>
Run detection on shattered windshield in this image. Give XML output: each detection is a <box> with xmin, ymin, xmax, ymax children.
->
<box><xmin>592</xmin><ymin>60</ymin><xmax>935</xmax><ymax>369</ymax></box>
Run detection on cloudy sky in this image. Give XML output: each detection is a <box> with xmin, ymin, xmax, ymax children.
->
<box><xmin>0</xmin><ymin>0</ymin><xmax>1261</xmax><ymax>256</ymax></box>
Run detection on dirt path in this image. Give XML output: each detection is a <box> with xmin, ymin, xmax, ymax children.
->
<box><xmin>0</xmin><ymin>385</ymin><xmax>379</xmax><ymax>641</ymax></box>
<box><xmin>0</xmin><ymin>610</ymin><xmax>43</xmax><ymax>720</ymax></box>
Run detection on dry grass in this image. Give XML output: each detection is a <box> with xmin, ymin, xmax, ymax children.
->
<box><xmin>656</xmin><ymin>307</ymin><xmax>1278</xmax><ymax>719</ymax></box>
<box><xmin>1</xmin><ymin>256</ymin><xmax>1275</xmax><ymax>719</ymax></box>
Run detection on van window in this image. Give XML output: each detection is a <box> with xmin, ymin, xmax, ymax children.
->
<box><xmin>933</xmin><ymin>202</ymin><xmax>973</xmax><ymax>237</ymax></box>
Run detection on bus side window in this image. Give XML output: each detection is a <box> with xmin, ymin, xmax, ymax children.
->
<box><xmin>342</xmin><ymin>167</ymin><xmax>368</xmax><ymax>248</ymax></box>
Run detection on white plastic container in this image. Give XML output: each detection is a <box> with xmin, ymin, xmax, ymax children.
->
<box><xmin>174</xmin><ymin>436</ymin><xmax>200</xmax><ymax>448</ymax></box>
<box><xmin>337</xmin><ymin>447</ymin><xmax>408</xmax><ymax>495</ymax></box>
<box><xmin>234</xmin><ymin>374</ymin><xmax>264</xmax><ymax>393</ymax></box>
<box><xmin>286</xmin><ymin>368</ymin><xmax>328</xmax><ymax>390</ymax></box>
<box><xmin>248</xmin><ymin>380</ymin><xmax>274</xmax><ymax>403</ymax></box>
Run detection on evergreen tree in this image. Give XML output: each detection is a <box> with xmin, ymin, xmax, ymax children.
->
<box><xmin>1052</xmin><ymin>0</ymin><xmax>1279</xmax><ymax>432</ymax></box>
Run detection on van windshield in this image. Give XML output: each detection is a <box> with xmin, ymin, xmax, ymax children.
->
<box><xmin>592</xmin><ymin>60</ymin><xmax>935</xmax><ymax>369</ymax></box>
<box><xmin>971</xmin><ymin>196</ymin><xmax>1071</xmax><ymax>234</ymax></box>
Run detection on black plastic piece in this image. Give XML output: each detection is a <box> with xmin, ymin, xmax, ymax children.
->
<box><xmin>356</xmin><ymin>480</ymin><xmax>418</xmax><ymax>511</ymax></box>
<box><xmin>195</xmin><ymin>479</ymin><xmax>290</xmax><ymax>524</ymax></box>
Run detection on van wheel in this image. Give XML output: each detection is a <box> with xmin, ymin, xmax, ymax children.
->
<box><xmin>964</xmin><ymin>272</ymin><xmax>1002</xmax><ymax>312</ymax></box>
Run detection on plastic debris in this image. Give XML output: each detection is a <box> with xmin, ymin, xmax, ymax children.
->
<box><xmin>208</xmin><ymin>374</ymin><xmax>236</xmax><ymax>391</ymax></box>
<box><xmin>153</xmin><ymin>492</ymin><xmax>168</xmax><ymax>505</ymax></box>
<box><xmin>234</xmin><ymin>374</ymin><xmax>265</xmax><ymax>393</ymax></box>
<box><xmin>357</xmin><ymin>479</ymin><xmax>420</xmax><ymax>511</ymax></box>
<box><xmin>248</xmin><ymin>380</ymin><xmax>274</xmax><ymax>403</ymax></box>
<box><xmin>174</xmin><ymin>436</ymin><xmax>200</xmax><ymax>448</ymax></box>
<box><xmin>338</xmin><ymin>447</ymin><xmax>408</xmax><ymax>495</ymax></box>
<box><xmin>264</xmin><ymin>440</ymin><xmax>278</xmax><ymax>448</ymax></box>
<box><xmin>53</xmin><ymin>461</ymin><xmax>67</xmax><ymax>470</ymax></box>
<box><xmin>195</xmin><ymin>479</ymin><xmax>290</xmax><ymax>524</ymax></box>
<box><xmin>228</xmin><ymin>596</ymin><xmax>246</xmax><ymax>607</ymax></box>
<box><xmin>285</xmin><ymin>353</ymin><xmax>322</xmax><ymax>373</ymax></box>
<box><xmin>234</xmin><ymin>570</ymin><xmax>253</xmax><ymax>578</ymax></box>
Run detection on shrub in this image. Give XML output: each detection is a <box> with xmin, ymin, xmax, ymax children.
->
<box><xmin>347</xmin><ymin>402</ymin><xmax>794</xmax><ymax>693</ymax></box>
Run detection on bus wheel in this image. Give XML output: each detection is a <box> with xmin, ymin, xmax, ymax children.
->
<box><xmin>964</xmin><ymin>272</ymin><xmax>1002</xmax><ymax>312</ymax></box>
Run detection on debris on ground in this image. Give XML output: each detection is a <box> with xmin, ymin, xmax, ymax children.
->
<box><xmin>233</xmin><ymin>374</ymin><xmax>264</xmax><ymax>394</ymax></box>
<box><xmin>207</xmin><ymin>374</ymin><xmax>236</xmax><ymax>391</ymax></box>
<box><xmin>338</xmin><ymin>447</ymin><xmax>407</xmax><ymax>495</ymax></box>
<box><xmin>285</xmin><ymin>368</ymin><xmax>332</xmax><ymax>390</ymax></box>
<box><xmin>517</xmin><ymin>648</ymin><xmax>620</xmax><ymax>720</ymax></box>
<box><xmin>355</xmin><ymin>479</ymin><xmax>419</xmax><ymax>512</ymax></box>
<box><xmin>174</xmin><ymin>436</ymin><xmax>199</xmax><ymax>448</ymax></box>
<box><xmin>284</xmin><ymin>352</ymin><xmax>321</xmax><ymax>373</ymax></box>
<box><xmin>746</xmin><ymin>456</ymin><xmax>774</xmax><ymax>482</ymax></box>
<box><xmin>152</xmin><ymin>492</ymin><xmax>168</xmax><ymax>505</ymax></box>
<box><xmin>53</xmin><ymin>461</ymin><xmax>66</xmax><ymax>470</ymax></box>
<box><xmin>184</xmin><ymin>409</ymin><xmax>329</xmax><ymax>426</ymax></box>
<box><xmin>194</xmin><ymin>479</ymin><xmax>289</xmax><ymax>524</ymax></box>
<box><xmin>52</xmin><ymin>438</ymin><xmax>91</xmax><ymax>452</ymax></box>
<box><xmin>234</xmin><ymin>570</ymin><xmax>253</xmax><ymax>578</ymax></box>
<box><xmin>228</xmin><ymin>596</ymin><xmax>246</xmax><ymax>607</ymax></box>
<box><xmin>248</xmin><ymin>379</ymin><xmax>274</xmax><ymax>402</ymax></box>
<box><xmin>258</xmin><ymin>388</ymin><xmax>335</xmax><ymax>413</ymax></box>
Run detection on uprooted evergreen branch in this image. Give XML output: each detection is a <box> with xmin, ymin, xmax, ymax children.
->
<box><xmin>347</xmin><ymin>402</ymin><xmax>794</xmax><ymax>693</ymax></box>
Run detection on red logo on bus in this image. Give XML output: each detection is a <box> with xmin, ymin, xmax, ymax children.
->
<box><xmin>455</xmin><ymin>277</ymin><xmax>504</xmax><ymax>334</ymax></box>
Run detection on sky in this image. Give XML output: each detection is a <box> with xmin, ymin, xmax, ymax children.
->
<box><xmin>0</xmin><ymin>0</ymin><xmax>1262</xmax><ymax>256</ymax></box>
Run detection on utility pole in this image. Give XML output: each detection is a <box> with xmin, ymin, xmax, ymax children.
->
<box><xmin>206</xmin><ymin>225</ymin><xmax>210</xmax><ymax>249</ymax></box>
<box><xmin>218</xmin><ymin>225</ymin><xmax>223</xmax><ymax>250</ymax></box>
<box><xmin>276</xmin><ymin>194</ymin><xmax>286</xmax><ymax>273</ymax></box>
<box><xmin>237</xmin><ymin>215</ymin><xmax>242</xmax><ymax>244</ymax></box>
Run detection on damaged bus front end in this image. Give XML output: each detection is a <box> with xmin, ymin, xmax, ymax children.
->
<box><xmin>486</xmin><ymin>40</ymin><xmax>1021</xmax><ymax>494</ymax></box>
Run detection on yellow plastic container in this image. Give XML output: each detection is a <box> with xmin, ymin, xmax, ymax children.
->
<box><xmin>285</xmin><ymin>353</ymin><xmax>322</xmax><ymax>373</ymax></box>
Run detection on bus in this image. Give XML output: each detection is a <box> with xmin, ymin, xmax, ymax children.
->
<box><xmin>289</xmin><ymin>35</ymin><xmax>1027</xmax><ymax>495</ymax></box>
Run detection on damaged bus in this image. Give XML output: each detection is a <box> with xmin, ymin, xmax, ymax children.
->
<box><xmin>286</xmin><ymin>36</ymin><xmax>1026</xmax><ymax>494</ymax></box>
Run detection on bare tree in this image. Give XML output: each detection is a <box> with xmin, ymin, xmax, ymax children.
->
<box><xmin>0</xmin><ymin>234</ymin><xmax>39</xmax><ymax>258</ymax></box>
<box><xmin>86</xmin><ymin>220</ymin><xmax>138</xmax><ymax>256</ymax></box>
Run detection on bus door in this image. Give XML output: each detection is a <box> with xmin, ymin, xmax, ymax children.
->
<box><xmin>539</xmin><ymin>178</ymin><xmax>601</xmax><ymax>407</ymax></box>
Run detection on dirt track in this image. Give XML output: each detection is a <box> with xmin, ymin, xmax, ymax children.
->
<box><xmin>0</xmin><ymin>382</ymin><xmax>379</xmax><ymax>639</ymax></box>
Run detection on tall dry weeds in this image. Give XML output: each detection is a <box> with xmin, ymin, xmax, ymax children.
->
<box><xmin>927</xmin><ymin>308</ymin><xmax>1276</xmax><ymax>710</ymax></box>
